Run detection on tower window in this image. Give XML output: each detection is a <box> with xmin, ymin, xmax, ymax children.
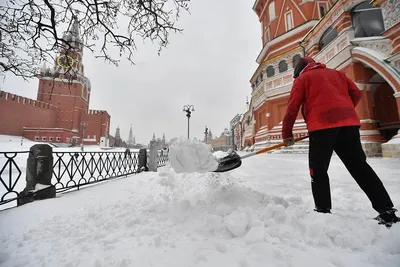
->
<box><xmin>351</xmin><ymin>1</ymin><xmax>384</xmax><ymax>38</ymax></box>
<box><xmin>319</xmin><ymin>27</ymin><xmax>338</xmax><ymax>50</ymax></box>
<box><xmin>318</xmin><ymin>2</ymin><xmax>329</xmax><ymax>18</ymax></box>
<box><xmin>279</xmin><ymin>61</ymin><xmax>288</xmax><ymax>73</ymax></box>
<box><xmin>267</xmin><ymin>65</ymin><xmax>275</xmax><ymax>77</ymax></box>
<box><xmin>269</xmin><ymin>2</ymin><xmax>276</xmax><ymax>21</ymax></box>
<box><xmin>293</xmin><ymin>55</ymin><xmax>301</xmax><ymax>69</ymax></box>
<box><xmin>285</xmin><ymin>11</ymin><xmax>294</xmax><ymax>31</ymax></box>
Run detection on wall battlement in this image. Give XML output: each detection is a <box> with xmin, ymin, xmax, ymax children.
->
<box><xmin>0</xmin><ymin>91</ymin><xmax>58</xmax><ymax>111</ymax></box>
<box><xmin>86</xmin><ymin>109</ymin><xmax>109</xmax><ymax>116</ymax></box>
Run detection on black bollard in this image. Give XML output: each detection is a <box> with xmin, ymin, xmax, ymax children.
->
<box><xmin>124</xmin><ymin>148</ymin><xmax>131</xmax><ymax>158</ymax></box>
<box><xmin>17</xmin><ymin>144</ymin><xmax>56</xmax><ymax>206</ymax></box>
<box><xmin>137</xmin><ymin>148</ymin><xmax>148</xmax><ymax>173</ymax></box>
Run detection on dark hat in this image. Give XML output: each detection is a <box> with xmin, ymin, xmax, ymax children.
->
<box><xmin>293</xmin><ymin>57</ymin><xmax>315</xmax><ymax>78</ymax></box>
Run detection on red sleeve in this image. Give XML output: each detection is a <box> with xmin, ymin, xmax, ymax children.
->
<box><xmin>282</xmin><ymin>78</ymin><xmax>305</xmax><ymax>139</ymax></box>
<box><xmin>340</xmin><ymin>72</ymin><xmax>361</xmax><ymax>106</ymax></box>
<box><xmin>346</xmin><ymin>77</ymin><xmax>361</xmax><ymax>106</ymax></box>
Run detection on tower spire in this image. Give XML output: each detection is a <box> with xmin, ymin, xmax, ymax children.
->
<box><xmin>114</xmin><ymin>126</ymin><xmax>121</xmax><ymax>147</ymax></box>
<box><xmin>62</xmin><ymin>10</ymin><xmax>83</xmax><ymax>53</ymax></box>
<box><xmin>128</xmin><ymin>124</ymin><xmax>133</xmax><ymax>145</ymax></box>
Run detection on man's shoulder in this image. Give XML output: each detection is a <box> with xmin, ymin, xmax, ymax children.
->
<box><xmin>304</xmin><ymin>67</ymin><xmax>343</xmax><ymax>78</ymax></box>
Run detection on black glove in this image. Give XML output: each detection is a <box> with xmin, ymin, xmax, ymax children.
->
<box><xmin>283</xmin><ymin>137</ymin><xmax>295</xmax><ymax>147</ymax></box>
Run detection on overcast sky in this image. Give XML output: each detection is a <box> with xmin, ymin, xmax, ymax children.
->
<box><xmin>0</xmin><ymin>0</ymin><xmax>261</xmax><ymax>144</ymax></box>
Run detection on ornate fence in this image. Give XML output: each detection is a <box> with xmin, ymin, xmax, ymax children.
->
<box><xmin>157</xmin><ymin>150</ymin><xmax>169</xmax><ymax>167</ymax></box>
<box><xmin>0</xmin><ymin>151</ymin><xmax>29</xmax><ymax>207</ymax></box>
<box><xmin>0</xmin><ymin>149</ymin><xmax>169</xmax><ymax>209</ymax></box>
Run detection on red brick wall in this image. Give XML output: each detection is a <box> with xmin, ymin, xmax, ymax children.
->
<box><xmin>0</xmin><ymin>92</ymin><xmax>57</xmax><ymax>136</ymax></box>
<box><xmin>82</xmin><ymin>110</ymin><xmax>110</xmax><ymax>144</ymax></box>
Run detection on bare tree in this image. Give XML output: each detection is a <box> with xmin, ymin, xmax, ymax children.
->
<box><xmin>0</xmin><ymin>0</ymin><xmax>191</xmax><ymax>80</ymax></box>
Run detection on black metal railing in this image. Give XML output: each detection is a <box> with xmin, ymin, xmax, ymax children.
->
<box><xmin>157</xmin><ymin>150</ymin><xmax>169</xmax><ymax>167</ymax></box>
<box><xmin>0</xmin><ymin>151</ymin><xmax>29</xmax><ymax>207</ymax></box>
<box><xmin>1</xmin><ymin>149</ymin><xmax>169</xmax><ymax>209</ymax></box>
<box><xmin>52</xmin><ymin>151</ymin><xmax>139</xmax><ymax>192</ymax></box>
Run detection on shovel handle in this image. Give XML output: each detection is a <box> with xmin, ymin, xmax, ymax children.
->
<box><xmin>240</xmin><ymin>135</ymin><xmax>309</xmax><ymax>160</ymax></box>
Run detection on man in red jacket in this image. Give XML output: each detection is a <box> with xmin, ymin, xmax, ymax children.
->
<box><xmin>282</xmin><ymin>57</ymin><xmax>398</xmax><ymax>226</ymax></box>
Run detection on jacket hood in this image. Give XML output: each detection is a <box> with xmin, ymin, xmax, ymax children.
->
<box><xmin>301</xmin><ymin>62</ymin><xmax>326</xmax><ymax>75</ymax></box>
<box><xmin>294</xmin><ymin>57</ymin><xmax>314</xmax><ymax>78</ymax></box>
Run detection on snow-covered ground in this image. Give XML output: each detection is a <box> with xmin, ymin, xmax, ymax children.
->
<box><xmin>0</xmin><ymin>148</ymin><xmax>399</xmax><ymax>266</ymax></box>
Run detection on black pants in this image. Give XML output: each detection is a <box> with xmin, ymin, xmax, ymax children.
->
<box><xmin>308</xmin><ymin>126</ymin><xmax>394</xmax><ymax>213</ymax></box>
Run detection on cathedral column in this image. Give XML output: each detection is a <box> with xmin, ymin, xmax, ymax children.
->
<box><xmin>382</xmin><ymin>92</ymin><xmax>400</xmax><ymax>158</ymax></box>
<box><xmin>396</xmin><ymin>92</ymin><xmax>400</xmax><ymax>118</ymax></box>
<box><xmin>356</xmin><ymin>86</ymin><xmax>386</xmax><ymax>142</ymax></box>
<box><xmin>355</xmin><ymin>85</ymin><xmax>386</xmax><ymax>156</ymax></box>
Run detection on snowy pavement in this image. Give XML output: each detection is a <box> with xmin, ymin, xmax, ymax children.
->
<box><xmin>0</xmin><ymin>153</ymin><xmax>399</xmax><ymax>267</ymax></box>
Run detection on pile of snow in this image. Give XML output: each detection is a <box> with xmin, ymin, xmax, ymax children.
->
<box><xmin>168</xmin><ymin>138</ymin><xmax>219</xmax><ymax>173</ymax></box>
<box><xmin>0</xmin><ymin>153</ymin><xmax>399</xmax><ymax>267</ymax></box>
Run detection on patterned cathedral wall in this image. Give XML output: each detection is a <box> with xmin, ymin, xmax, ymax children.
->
<box><xmin>378</xmin><ymin>0</ymin><xmax>400</xmax><ymax>30</ymax></box>
<box><xmin>257</xmin><ymin>0</ymin><xmax>319</xmax><ymax>46</ymax></box>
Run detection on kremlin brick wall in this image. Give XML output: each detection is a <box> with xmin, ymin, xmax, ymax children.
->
<box><xmin>0</xmin><ymin>91</ymin><xmax>57</xmax><ymax>136</ymax></box>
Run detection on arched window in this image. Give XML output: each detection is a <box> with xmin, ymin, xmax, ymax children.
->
<box><xmin>269</xmin><ymin>2</ymin><xmax>276</xmax><ymax>21</ymax></box>
<box><xmin>319</xmin><ymin>27</ymin><xmax>338</xmax><ymax>50</ymax></box>
<box><xmin>267</xmin><ymin>65</ymin><xmax>275</xmax><ymax>77</ymax></box>
<box><xmin>293</xmin><ymin>55</ymin><xmax>301</xmax><ymax>69</ymax></box>
<box><xmin>351</xmin><ymin>1</ymin><xmax>384</xmax><ymax>38</ymax></box>
<box><xmin>279</xmin><ymin>60</ymin><xmax>288</xmax><ymax>73</ymax></box>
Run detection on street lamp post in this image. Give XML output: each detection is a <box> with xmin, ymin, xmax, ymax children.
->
<box><xmin>182</xmin><ymin>105</ymin><xmax>195</xmax><ymax>139</ymax></box>
<box><xmin>204</xmin><ymin>126</ymin><xmax>208</xmax><ymax>144</ymax></box>
<box><xmin>81</xmin><ymin>121</ymin><xmax>88</xmax><ymax>152</ymax></box>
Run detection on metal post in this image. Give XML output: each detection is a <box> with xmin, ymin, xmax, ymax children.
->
<box><xmin>231</xmin><ymin>126</ymin><xmax>235</xmax><ymax>149</ymax></box>
<box><xmin>81</xmin><ymin>121</ymin><xmax>87</xmax><ymax>152</ymax></box>
<box><xmin>187</xmin><ymin>115</ymin><xmax>190</xmax><ymax>139</ymax></box>
<box><xmin>183</xmin><ymin>105</ymin><xmax>195</xmax><ymax>140</ymax></box>
<box><xmin>18</xmin><ymin>144</ymin><xmax>56</xmax><ymax>206</ymax></box>
<box><xmin>204</xmin><ymin>126</ymin><xmax>208</xmax><ymax>144</ymax></box>
<box><xmin>21</xmin><ymin>128</ymin><xmax>24</xmax><ymax>146</ymax></box>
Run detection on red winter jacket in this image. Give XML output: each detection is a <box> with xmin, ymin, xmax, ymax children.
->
<box><xmin>282</xmin><ymin>62</ymin><xmax>362</xmax><ymax>139</ymax></box>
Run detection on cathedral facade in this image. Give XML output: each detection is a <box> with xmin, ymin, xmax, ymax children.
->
<box><xmin>0</xmin><ymin>16</ymin><xmax>111</xmax><ymax>146</ymax></box>
<box><xmin>235</xmin><ymin>0</ymin><xmax>400</xmax><ymax>156</ymax></box>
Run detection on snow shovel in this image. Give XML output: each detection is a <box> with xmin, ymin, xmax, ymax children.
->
<box><xmin>214</xmin><ymin>135</ymin><xmax>309</xmax><ymax>172</ymax></box>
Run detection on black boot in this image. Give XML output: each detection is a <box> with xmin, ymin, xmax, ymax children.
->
<box><xmin>375</xmin><ymin>208</ymin><xmax>399</xmax><ymax>228</ymax></box>
<box><xmin>314</xmin><ymin>208</ymin><xmax>331</xmax><ymax>214</ymax></box>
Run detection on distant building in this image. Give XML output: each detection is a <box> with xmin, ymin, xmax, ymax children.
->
<box><xmin>149</xmin><ymin>132</ymin><xmax>168</xmax><ymax>149</ymax></box>
<box><xmin>0</xmin><ymin>16</ymin><xmax>111</xmax><ymax>146</ymax></box>
<box><xmin>206</xmin><ymin>128</ymin><xmax>232</xmax><ymax>150</ymax></box>
<box><xmin>113</xmin><ymin>126</ymin><xmax>122</xmax><ymax>147</ymax></box>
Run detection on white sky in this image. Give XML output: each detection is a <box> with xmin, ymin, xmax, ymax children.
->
<box><xmin>0</xmin><ymin>0</ymin><xmax>261</xmax><ymax>144</ymax></box>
